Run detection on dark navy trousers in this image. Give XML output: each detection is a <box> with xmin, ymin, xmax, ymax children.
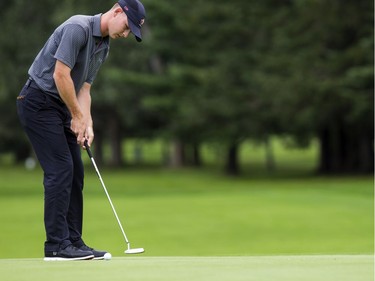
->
<box><xmin>17</xmin><ymin>79</ymin><xmax>85</xmax><ymax>253</ymax></box>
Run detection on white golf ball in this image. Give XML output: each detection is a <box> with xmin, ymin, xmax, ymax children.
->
<box><xmin>104</xmin><ymin>253</ymin><xmax>112</xmax><ymax>260</ymax></box>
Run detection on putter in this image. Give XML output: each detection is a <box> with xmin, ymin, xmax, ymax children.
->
<box><xmin>84</xmin><ymin>140</ymin><xmax>145</xmax><ymax>254</ymax></box>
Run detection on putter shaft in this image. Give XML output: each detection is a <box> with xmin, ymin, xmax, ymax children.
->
<box><xmin>84</xmin><ymin>141</ymin><xmax>130</xmax><ymax>246</ymax></box>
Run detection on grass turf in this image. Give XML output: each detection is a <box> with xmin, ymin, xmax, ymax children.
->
<box><xmin>0</xmin><ymin>166</ymin><xmax>373</xmax><ymax>257</ymax></box>
<box><xmin>0</xmin><ymin>139</ymin><xmax>372</xmax><ymax>280</ymax></box>
<box><xmin>0</xmin><ymin>255</ymin><xmax>373</xmax><ymax>281</ymax></box>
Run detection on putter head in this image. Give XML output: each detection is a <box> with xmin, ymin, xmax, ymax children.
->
<box><xmin>125</xmin><ymin>248</ymin><xmax>145</xmax><ymax>254</ymax></box>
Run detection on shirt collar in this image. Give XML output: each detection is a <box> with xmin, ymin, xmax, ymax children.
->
<box><xmin>93</xmin><ymin>14</ymin><xmax>103</xmax><ymax>38</ymax></box>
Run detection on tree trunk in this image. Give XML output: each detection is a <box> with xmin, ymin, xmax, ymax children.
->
<box><xmin>169</xmin><ymin>140</ymin><xmax>184</xmax><ymax>168</ymax></box>
<box><xmin>191</xmin><ymin>143</ymin><xmax>202</xmax><ymax>167</ymax></box>
<box><xmin>357</xmin><ymin>135</ymin><xmax>373</xmax><ymax>173</ymax></box>
<box><xmin>225</xmin><ymin>142</ymin><xmax>240</xmax><ymax>175</ymax></box>
<box><xmin>14</xmin><ymin>142</ymin><xmax>32</xmax><ymax>163</ymax></box>
<box><xmin>264</xmin><ymin>137</ymin><xmax>276</xmax><ymax>172</ymax></box>
<box><xmin>318</xmin><ymin>127</ymin><xmax>331</xmax><ymax>173</ymax></box>
<box><xmin>183</xmin><ymin>143</ymin><xmax>202</xmax><ymax>167</ymax></box>
<box><xmin>318</xmin><ymin>124</ymin><xmax>374</xmax><ymax>174</ymax></box>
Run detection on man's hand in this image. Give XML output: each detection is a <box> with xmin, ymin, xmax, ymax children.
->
<box><xmin>84</xmin><ymin>126</ymin><xmax>94</xmax><ymax>148</ymax></box>
<box><xmin>70</xmin><ymin>113</ymin><xmax>87</xmax><ymax>147</ymax></box>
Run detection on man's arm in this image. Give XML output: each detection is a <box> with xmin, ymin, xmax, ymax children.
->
<box><xmin>77</xmin><ymin>82</ymin><xmax>94</xmax><ymax>147</ymax></box>
<box><xmin>54</xmin><ymin>60</ymin><xmax>87</xmax><ymax>147</ymax></box>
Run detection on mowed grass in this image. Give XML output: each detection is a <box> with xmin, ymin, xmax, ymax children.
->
<box><xmin>0</xmin><ymin>256</ymin><xmax>373</xmax><ymax>281</ymax></box>
<box><xmin>0</xmin><ymin>165</ymin><xmax>373</xmax><ymax>258</ymax></box>
<box><xmin>0</xmin><ymin>138</ymin><xmax>373</xmax><ymax>280</ymax></box>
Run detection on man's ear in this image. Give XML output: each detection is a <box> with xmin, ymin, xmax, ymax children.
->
<box><xmin>113</xmin><ymin>7</ymin><xmax>124</xmax><ymax>17</ymax></box>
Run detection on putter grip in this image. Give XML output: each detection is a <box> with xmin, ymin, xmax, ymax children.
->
<box><xmin>84</xmin><ymin>140</ymin><xmax>93</xmax><ymax>158</ymax></box>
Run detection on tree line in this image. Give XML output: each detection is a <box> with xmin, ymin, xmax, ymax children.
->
<box><xmin>0</xmin><ymin>0</ymin><xmax>373</xmax><ymax>174</ymax></box>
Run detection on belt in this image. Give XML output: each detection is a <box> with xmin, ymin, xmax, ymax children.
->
<box><xmin>26</xmin><ymin>78</ymin><xmax>40</xmax><ymax>90</ymax></box>
<box><xmin>25</xmin><ymin>78</ymin><xmax>66</xmax><ymax>106</ymax></box>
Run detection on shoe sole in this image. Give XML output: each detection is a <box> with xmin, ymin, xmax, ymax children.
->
<box><xmin>44</xmin><ymin>254</ymin><xmax>94</xmax><ymax>261</ymax></box>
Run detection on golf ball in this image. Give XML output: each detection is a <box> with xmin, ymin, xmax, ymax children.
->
<box><xmin>104</xmin><ymin>253</ymin><xmax>112</xmax><ymax>260</ymax></box>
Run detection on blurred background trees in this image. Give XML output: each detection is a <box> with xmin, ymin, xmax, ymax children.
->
<box><xmin>0</xmin><ymin>0</ymin><xmax>373</xmax><ymax>174</ymax></box>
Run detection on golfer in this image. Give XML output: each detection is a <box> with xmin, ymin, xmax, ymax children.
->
<box><xmin>16</xmin><ymin>0</ymin><xmax>146</xmax><ymax>261</ymax></box>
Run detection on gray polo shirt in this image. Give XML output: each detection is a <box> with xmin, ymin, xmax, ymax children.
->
<box><xmin>28</xmin><ymin>14</ymin><xmax>110</xmax><ymax>100</ymax></box>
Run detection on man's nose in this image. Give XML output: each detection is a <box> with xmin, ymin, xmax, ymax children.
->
<box><xmin>123</xmin><ymin>29</ymin><xmax>130</xmax><ymax>38</ymax></box>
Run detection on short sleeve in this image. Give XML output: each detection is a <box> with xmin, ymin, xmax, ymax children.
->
<box><xmin>54</xmin><ymin>24</ymin><xmax>87</xmax><ymax>69</ymax></box>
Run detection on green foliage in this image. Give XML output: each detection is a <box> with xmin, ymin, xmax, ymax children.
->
<box><xmin>0</xmin><ymin>0</ymin><xmax>372</xmax><ymax>172</ymax></box>
<box><xmin>0</xmin><ymin>1</ymin><xmax>57</xmax><ymax>156</ymax></box>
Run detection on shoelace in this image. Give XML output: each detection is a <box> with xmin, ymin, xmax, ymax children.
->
<box><xmin>80</xmin><ymin>245</ymin><xmax>94</xmax><ymax>251</ymax></box>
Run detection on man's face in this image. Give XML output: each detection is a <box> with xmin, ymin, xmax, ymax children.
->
<box><xmin>109</xmin><ymin>8</ymin><xmax>131</xmax><ymax>39</ymax></box>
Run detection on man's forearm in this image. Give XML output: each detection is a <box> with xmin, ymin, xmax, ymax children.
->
<box><xmin>77</xmin><ymin>82</ymin><xmax>94</xmax><ymax>145</ymax></box>
<box><xmin>54</xmin><ymin>60</ymin><xmax>87</xmax><ymax>145</ymax></box>
<box><xmin>77</xmin><ymin>83</ymin><xmax>93</xmax><ymax>126</ymax></box>
<box><xmin>54</xmin><ymin>70</ymin><xmax>83</xmax><ymax>119</ymax></box>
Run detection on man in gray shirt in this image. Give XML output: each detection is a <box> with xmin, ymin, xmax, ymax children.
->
<box><xmin>17</xmin><ymin>0</ymin><xmax>146</xmax><ymax>261</ymax></box>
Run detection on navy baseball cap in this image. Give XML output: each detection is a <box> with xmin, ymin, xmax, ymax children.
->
<box><xmin>118</xmin><ymin>0</ymin><xmax>146</xmax><ymax>42</ymax></box>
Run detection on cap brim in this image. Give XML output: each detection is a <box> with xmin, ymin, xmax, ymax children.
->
<box><xmin>128</xmin><ymin>19</ymin><xmax>142</xmax><ymax>42</ymax></box>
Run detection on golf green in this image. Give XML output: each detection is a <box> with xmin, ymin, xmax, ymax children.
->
<box><xmin>0</xmin><ymin>255</ymin><xmax>372</xmax><ymax>281</ymax></box>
